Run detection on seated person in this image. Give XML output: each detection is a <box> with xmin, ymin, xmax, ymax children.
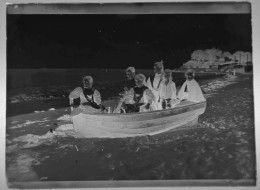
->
<box><xmin>158</xmin><ymin>69</ymin><xmax>177</xmax><ymax>109</ymax></box>
<box><xmin>113</xmin><ymin>67</ymin><xmax>136</xmax><ymax>113</ymax></box>
<box><xmin>69</xmin><ymin>76</ymin><xmax>105</xmax><ymax>113</ymax></box>
<box><xmin>177</xmin><ymin>69</ymin><xmax>205</xmax><ymax>103</ymax></box>
<box><xmin>122</xmin><ymin>66</ymin><xmax>136</xmax><ymax>92</ymax></box>
<box><xmin>122</xmin><ymin>74</ymin><xmax>157</xmax><ymax>113</ymax></box>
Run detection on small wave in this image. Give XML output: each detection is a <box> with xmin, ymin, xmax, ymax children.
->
<box><xmin>9</xmin><ymin>118</ymin><xmax>50</xmax><ymax>129</ymax></box>
<box><xmin>34</xmin><ymin>110</ymin><xmax>45</xmax><ymax>113</ymax></box>
<box><xmin>6</xmin><ymin>144</ymin><xmax>18</xmax><ymax>154</ymax></box>
<box><xmin>57</xmin><ymin>114</ymin><xmax>72</xmax><ymax>121</ymax></box>
<box><xmin>7</xmin><ymin>153</ymin><xmax>39</xmax><ymax>182</ymax></box>
<box><xmin>201</xmin><ymin>76</ymin><xmax>238</xmax><ymax>97</ymax></box>
<box><xmin>12</xmin><ymin>124</ymin><xmax>75</xmax><ymax>148</ymax></box>
<box><xmin>7</xmin><ymin>123</ymin><xmax>76</xmax><ymax>182</ymax></box>
<box><xmin>8</xmin><ymin>92</ymin><xmax>63</xmax><ymax>104</ymax></box>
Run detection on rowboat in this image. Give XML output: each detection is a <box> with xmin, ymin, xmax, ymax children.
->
<box><xmin>71</xmin><ymin>100</ymin><xmax>206</xmax><ymax>138</ymax></box>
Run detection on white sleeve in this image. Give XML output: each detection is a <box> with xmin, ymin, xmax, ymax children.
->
<box><xmin>145</xmin><ymin>89</ymin><xmax>155</xmax><ymax>104</ymax></box>
<box><xmin>69</xmin><ymin>87</ymin><xmax>82</xmax><ymax>99</ymax></box>
<box><xmin>158</xmin><ymin>83</ymin><xmax>163</xmax><ymax>99</ymax></box>
<box><xmin>177</xmin><ymin>81</ymin><xmax>186</xmax><ymax>100</ymax></box>
<box><xmin>146</xmin><ymin>77</ymin><xmax>152</xmax><ymax>89</ymax></box>
<box><xmin>171</xmin><ymin>82</ymin><xmax>177</xmax><ymax>99</ymax></box>
<box><xmin>93</xmin><ymin>90</ymin><xmax>101</xmax><ymax>105</ymax></box>
<box><xmin>123</xmin><ymin>88</ymin><xmax>135</xmax><ymax>104</ymax></box>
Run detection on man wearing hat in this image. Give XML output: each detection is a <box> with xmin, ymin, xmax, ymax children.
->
<box><xmin>69</xmin><ymin>76</ymin><xmax>104</xmax><ymax>112</ymax></box>
<box><xmin>146</xmin><ymin>60</ymin><xmax>164</xmax><ymax>109</ymax></box>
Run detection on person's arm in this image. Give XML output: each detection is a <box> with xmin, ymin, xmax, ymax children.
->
<box><xmin>123</xmin><ymin>88</ymin><xmax>134</xmax><ymax>104</ymax></box>
<box><xmin>158</xmin><ymin>83</ymin><xmax>163</xmax><ymax>102</ymax></box>
<box><xmin>69</xmin><ymin>87</ymin><xmax>82</xmax><ymax>106</ymax></box>
<box><xmin>122</xmin><ymin>79</ymin><xmax>128</xmax><ymax>91</ymax></box>
<box><xmin>146</xmin><ymin>77</ymin><xmax>152</xmax><ymax>89</ymax></box>
<box><xmin>93</xmin><ymin>90</ymin><xmax>102</xmax><ymax>105</ymax></box>
<box><xmin>177</xmin><ymin>81</ymin><xmax>186</xmax><ymax>100</ymax></box>
<box><xmin>171</xmin><ymin>82</ymin><xmax>177</xmax><ymax>100</ymax></box>
<box><xmin>144</xmin><ymin>89</ymin><xmax>155</xmax><ymax>109</ymax></box>
<box><xmin>155</xmin><ymin>74</ymin><xmax>163</xmax><ymax>89</ymax></box>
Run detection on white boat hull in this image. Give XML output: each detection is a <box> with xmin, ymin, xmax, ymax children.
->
<box><xmin>71</xmin><ymin>100</ymin><xmax>206</xmax><ymax>138</ymax></box>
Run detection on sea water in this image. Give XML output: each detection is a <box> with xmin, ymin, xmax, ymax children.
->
<box><xmin>6</xmin><ymin>69</ymin><xmax>255</xmax><ymax>182</ymax></box>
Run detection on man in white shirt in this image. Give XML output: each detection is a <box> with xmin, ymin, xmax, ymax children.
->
<box><xmin>146</xmin><ymin>60</ymin><xmax>164</xmax><ymax>109</ymax></box>
<box><xmin>69</xmin><ymin>76</ymin><xmax>105</xmax><ymax>113</ymax></box>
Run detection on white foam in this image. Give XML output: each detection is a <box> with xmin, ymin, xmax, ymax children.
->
<box><xmin>57</xmin><ymin>114</ymin><xmax>72</xmax><ymax>121</ymax></box>
<box><xmin>49</xmin><ymin>108</ymin><xmax>55</xmax><ymax>111</ymax></box>
<box><xmin>201</xmin><ymin>77</ymin><xmax>238</xmax><ymax>98</ymax></box>
<box><xmin>11</xmin><ymin>99</ymin><xmax>20</xmax><ymax>103</ymax></box>
<box><xmin>12</xmin><ymin>124</ymin><xmax>75</xmax><ymax>148</ymax></box>
<box><xmin>34</xmin><ymin>110</ymin><xmax>45</xmax><ymax>113</ymax></box>
<box><xmin>9</xmin><ymin>118</ymin><xmax>50</xmax><ymax>129</ymax></box>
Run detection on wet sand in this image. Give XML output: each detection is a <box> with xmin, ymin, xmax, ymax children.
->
<box><xmin>6</xmin><ymin>73</ymin><xmax>255</xmax><ymax>184</ymax></box>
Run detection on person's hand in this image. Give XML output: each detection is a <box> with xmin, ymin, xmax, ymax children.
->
<box><xmin>70</xmin><ymin>104</ymin><xmax>76</xmax><ymax>112</ymax></box>
<box><xmin>160</xmin><ymin>74</ymin><xmax>164</xmax><ymax>81</ymax></box>
<box><xmin>70</xmin><ymin>103</ymin><xmax>77</xmax><ymax>108</ymax></box>
<box><xmin>99</xmin><ymin>104</ymin><xmax>106</xmax><ymax>111</ymax></box>
<box><xmin>145</xmin><ymin>103</ymin><xmax>150</xmax><ymax>110</ymax></box>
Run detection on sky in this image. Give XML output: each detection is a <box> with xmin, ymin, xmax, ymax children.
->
<box><xmin>7</xmin><ymin>14</ymin><xmax>252</xmax><ymax>69</ymax></box>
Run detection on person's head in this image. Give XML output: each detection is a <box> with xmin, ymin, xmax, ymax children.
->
<box><xmin>154</xmin><ymin>60</ymin><xmax>164</xmax><ymax>74</ymax></box>
<box><xmin>185</xmin><ymin>69</ymin><xmax>195</xmax><ymax>81</ymax></box>
<box><xmin>163</xmin><ymin>69</ymin><xmax>172</xmax><ymax>81</ymax></box>
<box><xmin>135</xmin><ymin>74</ymin><xmax>146</xmax><ymax>87</ymax></box>
<box><xmin>82</xmin><ymin>76</ymin><xmax>93</xmax><ymax>88</ymax></box>
<box><xmin>126</xmin><ymin>67</ymin><xmax>135</xmax><ymax>79</ymax></box>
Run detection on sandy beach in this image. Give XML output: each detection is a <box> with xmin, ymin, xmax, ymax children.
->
<box><xmin>6</xmin><ymin>72</ymin><xmax>255</xmax><ymax>184</ymax></box>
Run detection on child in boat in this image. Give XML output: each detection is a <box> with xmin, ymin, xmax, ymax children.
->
<box><xmin>177</xmin><ymin>69</ymin><xmax>205</xmax><ymax>102</ymax></box>
<box><xmin>146</xmin><ymin>60</ymin><xmax>164</xmax><ymax>110</ymax></box>
<box><xmin>69</xmin><ymin>76</ymin><xmax>106</xmax><ymax>113</ymax></box>
<box><xmin>118</xmin><ymin>74</ymin><xmax>157</xmax><ymax>113</ymax></box>
<box><xmin>158</xmin><ymin>69</ymin><xmax>177</xmax><ymax>109</ymax></box>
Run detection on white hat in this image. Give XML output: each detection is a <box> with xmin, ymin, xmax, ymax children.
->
<box><xmin>82</xmin><ymin>76</ymin><xmax>93</xmax><ymax>83</ymax></box>
<box><xmin>135</xmin><ymin>74</ymin><xmax>146</xmax><ymax>83</ymax></box>
<box><xmin>126</xmin><ymin>66</ymin><xmax>135</xmax><ymax>73</ymax></box>
<box><xmin>154</xmin><ymin>60</ymin><xmax>164</xmax><ymax>70</ymax></box>
<box><xmin>185</xmin><ymin>69</ymin><xmax>195</xmax><ymax>78</ymax></box>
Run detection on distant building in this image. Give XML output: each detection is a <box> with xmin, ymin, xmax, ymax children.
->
<box><xmin>182</xmin><ymin>49</ymin><xmax>252</xmax><ymax>72</ymax></box>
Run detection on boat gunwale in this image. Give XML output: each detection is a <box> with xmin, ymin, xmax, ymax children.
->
<box><xmin>73</xmin><ymin>100</ymin><xmax>206</xmax><ymax>117</ymax></box>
